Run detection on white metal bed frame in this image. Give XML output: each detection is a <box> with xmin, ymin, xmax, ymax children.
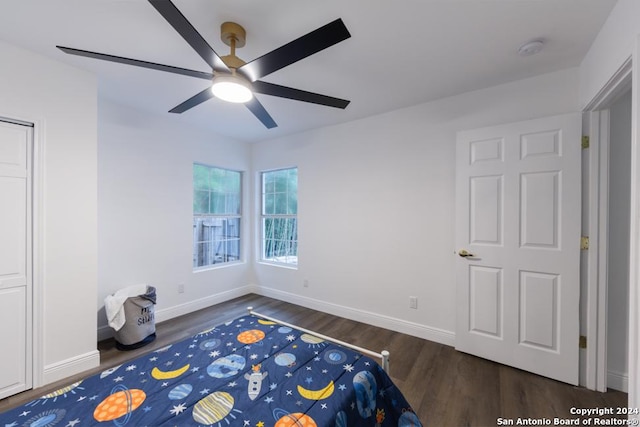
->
<box><xmin>247</xmin><ymin>306</ymin><xmax>391</xmax><ymax>373</ymax></box>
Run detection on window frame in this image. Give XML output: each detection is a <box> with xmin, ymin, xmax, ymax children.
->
<box><xmin>193</xmin><ymin>163</ymin><xmax>243</xmax><ymax>271</ymax></box>
<box><xmin>259</xmin><ymin>167</ymin><xmax>298</xmax><ymax>268</ymax></box>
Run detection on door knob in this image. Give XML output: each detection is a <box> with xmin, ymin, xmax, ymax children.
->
<box><xmin>458</xmin><ymin>249</ymin><xmax>475</xmax><ymax>258</ymax></box>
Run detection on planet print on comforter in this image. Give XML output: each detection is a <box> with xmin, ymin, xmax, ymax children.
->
<box><xmin>0</xmin><ymin>314</ymin><xmax>422</xmax><ymax>427</ymax></box>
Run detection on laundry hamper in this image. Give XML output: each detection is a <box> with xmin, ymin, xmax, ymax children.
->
<box><xmin>113</xmin><ymin>286</ymin><xmax>157</xmax><ymax>350</ymax></box>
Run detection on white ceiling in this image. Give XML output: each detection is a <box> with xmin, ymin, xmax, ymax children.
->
<box><xmin>0</xmin><ymin>0</ymin><xmax>617</xmax><ymax>143</ymax></box>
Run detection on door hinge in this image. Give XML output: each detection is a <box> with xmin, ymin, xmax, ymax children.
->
<box><xmin>581</xmin><ymin>236</ymin><xmax>589</xmax><ymax>250</ymax></box>
<box><xmin>582</xmin><ymin>136</ymin><xmax>590</xmax><ymax>149</ymax></box>
<box><xmin>579</xmin><ymin>335</ymin><xmax>587</xmax><ymax>349</ymax></box>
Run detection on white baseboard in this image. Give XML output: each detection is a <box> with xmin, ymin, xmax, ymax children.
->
<box><xmin>154</xmin><ymin>285</ymin><xmax>259</xmax><ymax>323</ymax></box>
<box><xmin>97</xmin><ymin>285</ymin><xmax>259</xmax><ymax>342</ymax></box>
<box><xmin>607</xmin><ymin>369</ymin><xmax>628</xmax><ymax>392</ymax></box>
<box><xmin>96</xmin><ymin>284</ymin><xmax>455</xmax><ymax>348</ymax></box>
<box><xmin>255</xmin><ymin>286</ymin><xmax>456</xmax><ymax>347</ymax></box>
<box><xmin>43</xmin><ymin>350</ymin><xmax>100</xmax><ymax>385</ymax></box>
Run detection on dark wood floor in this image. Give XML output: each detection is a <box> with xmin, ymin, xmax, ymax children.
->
<box><xmin>0</xmin><ymin>294</ymin><xmax>628</xmax><ymax>426</ymax></box>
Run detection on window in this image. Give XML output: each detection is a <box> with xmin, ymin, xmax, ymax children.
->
<box><xmin>193</xmin><ymin>164</ymin><xmax>241</xmax><ymax>269</ymax></box>
<box><xmin>261</xmin><ymin>168</ymin><xmax>298</xmax><ymax>265</ymax></box>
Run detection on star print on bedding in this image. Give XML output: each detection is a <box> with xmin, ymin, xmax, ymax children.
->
<box><xmin>0</xmin><ymin>315</ymin><xmax>422</xmax><ymax>426</ymax></box>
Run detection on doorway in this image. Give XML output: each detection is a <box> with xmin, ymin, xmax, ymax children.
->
<box><xmin>583</xmin><ymin>58</ymin><xmax>632</xmax><ymax>392</ymax></box>
<box><xmin>606</xmin><ymin>89</ymin><xmax>632</xmax><ymax>392</ymax></box>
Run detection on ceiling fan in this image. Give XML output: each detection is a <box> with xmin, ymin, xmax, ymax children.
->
<box><xmin>56</xmin><ymin>0</ymin><xmax>351</xmax><ymax>129</ymax></box>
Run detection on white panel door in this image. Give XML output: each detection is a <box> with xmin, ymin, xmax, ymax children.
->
<box><xmin>0</xmin><ymin>120</ymin><xmax>32</xmax><ymax>399</ymax></box>
<box><xmin>455</xmin><ymin>113</ymin><xmax>581</xmax><ymax>385</ymax></box>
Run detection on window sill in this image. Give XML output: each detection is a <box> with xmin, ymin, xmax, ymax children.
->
<box><xmin>257</xmin><ymin>261</ymin><xmax>298</xmax><ymax>270</ymax></box>
<box><xmin>193</xmin><ymin>260</ymin><xmax>245</xmax><ymax>273</ymax></box>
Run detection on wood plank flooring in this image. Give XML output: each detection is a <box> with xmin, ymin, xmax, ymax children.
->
<box><xmin>0</xmin><ymin>294</ymin><xmax>628</xmax><ymax>426</ymax></box>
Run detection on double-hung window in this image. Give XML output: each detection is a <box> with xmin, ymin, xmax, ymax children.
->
<box><xmin>193</xmin><ymin>164</ymin><xmax>242</xmax><ymax>269</ymax></box>
<box><xmin>261</xmin><ymin>167</ymin><xmax>298</xmax><ymax>265</ymax></box>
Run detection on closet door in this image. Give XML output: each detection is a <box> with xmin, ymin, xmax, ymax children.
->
<box><xmin>0</xmin><ymin>119</ymin><xmax>32</xmax><ymax>399</ymax></box>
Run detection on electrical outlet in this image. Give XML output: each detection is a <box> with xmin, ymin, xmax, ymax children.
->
<box><xmin>178</xmin><ymin>284</ymin><xmax>185</xmax><ymax>294</ymax></box>
<box><xmin>409</xmin><ymin>296</ymin><xmax>418</xmax><ymax>309</ymax></box>
<box><xmin>303</xmin><ymin>279</ymin><xmax>309</xmax><ymax>288</ymax></box>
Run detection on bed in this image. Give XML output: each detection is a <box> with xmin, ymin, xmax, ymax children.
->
<box><xmin>0</xmin><ymin>307</ymin><xmax>422</xmax><ymax>426</ymax></box>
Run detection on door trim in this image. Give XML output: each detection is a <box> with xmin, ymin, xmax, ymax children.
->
<box><xmin>630</xmin><ymin>36</ymin><xmax>640</xmax><ymax>414</ymax></box>
<box><xmin>32</xmin><ymin>118</ymin><xmax>43</xmax><ymax>388</ymax></box>
<box><xmin>586</xmin><ymin>108</ymin><xmax>610</xmax><ymax>392</ymax></box>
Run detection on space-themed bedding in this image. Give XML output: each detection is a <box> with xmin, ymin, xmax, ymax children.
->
<box><xmin>0</xmin><ymin>314</ymin><xmax>422</xmax><ymax>427</ymax></box>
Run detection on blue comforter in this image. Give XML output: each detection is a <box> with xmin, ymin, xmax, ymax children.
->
<box><xmin>0</xmin><ymin>314</ymin><xmax>422</xmax><ymax>426</ymax></box>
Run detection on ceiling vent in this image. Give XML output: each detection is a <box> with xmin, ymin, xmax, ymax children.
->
<box><xmin>517</xmin><ymin>39</ymin><xmax>544</xmax><ymax>56</ymax></box>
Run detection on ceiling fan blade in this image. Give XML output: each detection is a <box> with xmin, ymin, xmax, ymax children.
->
<box><xmin>57</xmin><ymin>46</ymin><xmax>213</xmax><ymax>80</ymax></box>
<box><xmin>252</xmin><ymin>81</ymin><xmax>350</xmax><ymax>109</ymax></box>
<box><xmin>238</xmin><ymin>18</ymin><xmax>351</xmax><ymax>82</ymax></box>
<box><xmin>168</xmin><ymin>87</ymin><xmax>214</xmax><ymax>113</ymax></box>
<box><xmin>148</xmin><ymin>0</ymin><xmax>229</xmax><ymax>73</ymax></box>
<box><xmin>245</xmin><ymin>97</ymin><xmax>277</xmax><ymax>129</ymax></box>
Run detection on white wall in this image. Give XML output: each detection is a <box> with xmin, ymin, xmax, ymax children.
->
<box><xmin>0</xmin><ymin>40</ymin><xmax>99</xmax><ymax>384</ymax></box>
<box><xmin>252</xmin><ymin>68</ymin><xmax>580</xmax><ymax>345</ymax></box>
<box><xmin>97</xmin><ymin>99</ymin><xmax>254</xmax><ymax>339</ymax></box>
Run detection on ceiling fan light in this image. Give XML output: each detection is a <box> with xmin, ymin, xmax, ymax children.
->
<box><xmin>211</xmin><ymin>74</ymin><xmax>253</xmax><ymax>103</ymax></box>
